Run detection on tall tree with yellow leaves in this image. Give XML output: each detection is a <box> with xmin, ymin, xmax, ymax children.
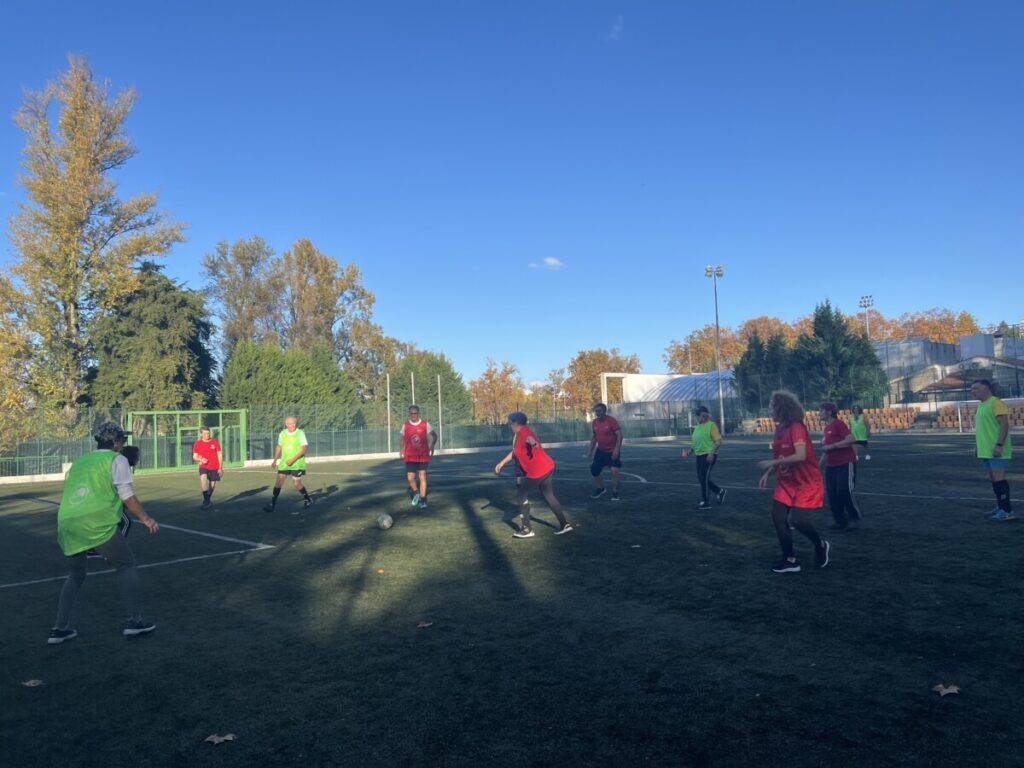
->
<box><xmin>7</xmin><ymin>57</ymin><xmax>184</xmax><ymax>420</ymax></box>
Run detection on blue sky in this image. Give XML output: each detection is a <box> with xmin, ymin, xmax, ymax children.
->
<box><xmin>1</xmin><ymin>1</ymin><xmax>1021</xmax><ymax>384</ymax></box>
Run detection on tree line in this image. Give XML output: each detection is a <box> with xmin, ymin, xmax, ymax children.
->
<box><xmin>1</xmin><ymin>60</ymin><xmax>1014</xmax><ymax>442</ymax></box>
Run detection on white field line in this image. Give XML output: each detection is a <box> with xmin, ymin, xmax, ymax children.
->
<box><xmin>297</xmin><ymin>471</ymin><xmax>1021</xmax><ymax>505</ymax></box>
<box><xmin>1</xmin><ymin>501</ymin><xmax>274</xmax><ymax>590</ymax></box>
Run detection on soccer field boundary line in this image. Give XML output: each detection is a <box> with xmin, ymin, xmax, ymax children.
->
<box><xmin>0</xmin><ymin>546</ymin><xmax>275</xmax><ymax>590</ymax></box>
<box><xmin>1</xmin><ymin>500</ymin><xmax>275</xmax><ymax>590</ymax></box>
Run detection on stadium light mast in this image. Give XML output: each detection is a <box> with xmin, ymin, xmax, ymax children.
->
<box><xmin>705</xmin><ymin>264</ymin><xmax>726</xmax><ymax>430</ymax></box>
<box><xmin>859</xmin><ymin>295</ymin><xmax>874</xmax><ymax>338</ymax></box>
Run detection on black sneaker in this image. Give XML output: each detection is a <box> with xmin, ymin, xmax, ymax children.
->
<box><xmin>717</xmin><ymin>488</ymin><xmax>728</xmax><ymax>505</ymax></box>
<box><xmin>262</xmin><ymin>504</ymin><xmax>275</xmax><ymax>513</ymax></box>
<box><xmin>611</xmin><ymin>492</ymin><xmax>620</xmax><ymax>502</ymax></box>
<box><xmin>303</xmin><ymin>497</ymin><xmax>314</xmax><ymax>508</ymax></box>
<box><xmin>513</xmin><ymin>528</ymin><xmax>536</xmax><ymax>539</ymax></box>
<box><xmin>815</xmin><ymin>540</ymin><xmax>831</xmax><ymax>569</ymax></box>
<box><xmin>85</xmin><ymin>549</ymin><xmax>102</xmax><ymax>559</ymax></box>
<box><xmin>772</xmin><ymin>559</ymin><xmax>801</xmax><ymax>573</ymax></box>
<box><xmin>123</xmin><ymin>619</ymin><xmax>156</xmax><ymax>637</ymax></box>
<box><xmin>47</xmin><ymin>628</ymin><xmax>78</xmax><ymax>645</ymax></box>
<box><xmin>591</xmin><ymin>488</ymin><xmax>606</xmax><ymax>499</ymax></box>
<box><xmin>696</xmin><ymin>501</ymin><xmax>712</xmax><ymax>510</ymax></box>
<box><xmin>201</xmin><ymin>499</ymin><xmax>211</xmax><ymax>510</ymax></box>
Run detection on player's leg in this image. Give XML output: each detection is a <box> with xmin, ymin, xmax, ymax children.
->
<box><xmin>539</xmin><ymin>472</ymin><xmax>572</xmax><ymax>533</ymax></box>
<box><xmin>514</xmin><ymin>477</ymin><xmax>535</xmax><ymax>537</ymax></box>
<box><xmin>416</xmin><ymin>469</ymin><xmax>429</xmax><ymax>508</ymax></box>
<box><xmin>706</xmin><ymin>454</ymin><xmax>724</xmax><ymax>503</ymax></box>
<box><xmin>200</xmin><ymin>470</ymin><xmax>212</xmax><ymax>508</ymax></box>
<box><xmin>94</xmin><ymin>530</ymin><xmax>153</xmax><ymax>634</ymax></box>
<box><xmin>825</xmin><ymin>466</ymin><xmax>846</xmax><ymax>528</ymax></box>
<box><xmin>791</xmin><ymin>506</ymin><xmax>829</xmax><ymax>568</ymax></box>
<box><xmin>844</xmin><ymin>463</ymin><xmax>862</xmax><ymax>523</ymax></box>
<box><xmin>590</xmin><ymin>453</ymin><xmax>606</xmax><ymax>498</ymax></box>
<box><xmin>770</xmin><ymin>500</ymin><xmax>800</xmax><ymax>572</ymax></box>
<box><xmin>292</xmin><ymin>472</ymin><xmax>313</xmax><ymax>507</ymax></box>
<box><xmin>264</xmin><ymin>472</ymin><xmax>288</xmax><ymax>512</ymax></box>
<box><xmin>989</xmin><ymin>466</ymin><xmax>1013</xmax><ymax>519</ymax></box>
<box><xmin>696</xmin><ymin>454</ymin><xmax>711</xmax><ymax>508</ymax></box>
<box><xmin>50</xmin><ymin>552</ymin><xmax>88</xmax><ymax>643</ymax></box>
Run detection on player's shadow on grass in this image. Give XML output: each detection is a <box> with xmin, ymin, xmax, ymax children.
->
<box><xmin>222</xmin><ymin>486</ymin><xmax>269</xmax><ymax>503</ymax></box>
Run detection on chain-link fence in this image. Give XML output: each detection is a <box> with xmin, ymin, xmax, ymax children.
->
<box><xmin>0</xmin><ymin>404</ymin><xmax>682</xmax><ymax>479</ymax></box>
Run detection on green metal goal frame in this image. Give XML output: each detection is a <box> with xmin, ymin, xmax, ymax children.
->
<box><xmin>126</xmin><ymin>409</ymin><xmax>247</xmax><ymax>474</ymax></box>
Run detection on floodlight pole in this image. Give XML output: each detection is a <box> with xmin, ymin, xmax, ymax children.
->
<box><xmin>706</xmin><ymin>264</ymin><xmax>726</xmax><ymax>431</ymax></box>
<box><xmin>859</xmin><ymin>295</ymin><xmax>874</xmax><ymax>339</ymax></box>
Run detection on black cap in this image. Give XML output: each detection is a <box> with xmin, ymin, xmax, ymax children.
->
<box><xmin>94</xmin><ymin>421</ymin><xmax>128</xmax><ymax>443</ymax></box>
<box><xmin>507</xmin><ymin>411</ymin><xmax>528</xmax><ymax>425</ymax></box>
<box><xmin>693</xmin><ymin>406</ymin><xmax>710</xmax><ymax>416</ymax></box>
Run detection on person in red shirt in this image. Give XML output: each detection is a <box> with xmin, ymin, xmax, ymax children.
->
<box><xmin>495</xmin><ymin>412</ymin><xmax>573</xmax><ymax>538</ymax></box>
<box><xmin>400</xmin><ymin>405</ymin><xmax>437</xmax><ymax>510</ymax></box>
<box><xmin>586</xmin><ymin>403</ymin><xmax>624</xmax><ymax>501</ymax></box>
<box><xmin>192</xmin><ymin>427</ymin><xmax>224</xmax><ymax>509</ymax></box>
<box><xmin>757</xmin><ymin>391</ymin><xmax>830</xmax><ymax>573</ymax></box>
<box><xmin>819</xmin><ymin>402</ymin><xmax>862</xmax><ymax>529</ymax></box>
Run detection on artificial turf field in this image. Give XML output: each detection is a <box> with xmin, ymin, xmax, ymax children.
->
<box><xmin>1</xmin><ymin>433</ymin><xmax>1021</xmax><ymax>768</ymax></box>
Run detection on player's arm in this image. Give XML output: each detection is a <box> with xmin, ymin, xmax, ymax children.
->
<box><xmin>216</xmin><ymin>447</ymin><xmax>224</xmax><ymax>473</ymax></box>
<box><xmin>113</xmin><ymin>455</ymin><xmax>158</xmax><ymax>533</ymax></box>
<box><xmin>822</xmin><ymin>433</ymin><xmax>857</xmax><ymax>452</ymax></box>
<box><xmin>758</xmin><ymin>441</ymin><xmax>807</xmax><ymax>470</ymax></box>
<box><xmin>429</xmin><ymin>426</ymin><xmax>438</xmax><ymax>456</ymax></box>
<box><xmin>612</xmin><ymin>428</ymin><xmax>623</xmax><ymax>458</ymax></box>
<box><xmin>495</xmin><ymin>450</ymin><xmax>515</xmax><ymax>474</ymax></box>
<box><xmin>286</xmin><ymin>443</ymin><xmax>308</xmax><ymax>467</ymax></box>
<box><xmin>711</xmin><ymin>424</ymin><xmax>723</xmax><ymax>454</ymax></box>
<box><xmin>192</xmin><ymin>451</ymin><xmax>205</xmax><ymax>463</ymax></box>
<box><xmin>272</xmin><ymin>443</ymin><xmax>282</xmax><ymax>466</ymax></box>
<box><xmin>994</xmin><ymin>413</ymin><xmax>1010</xmax><ymax>457</ymax></box>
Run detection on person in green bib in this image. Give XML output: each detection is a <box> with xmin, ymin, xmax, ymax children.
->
<box><xmin>970</xmin><ymin>379</ymin><xmax>1014</xmax><ymax>521</ymax></box>
<box><xmin>689</xmin><ymin>405</ymin><xmax>726</xmax><ymax>509</ymax></box>
<box><xmin>48</xmin><ymin>422</ymin><xmax>159</xmax><ymax>645</ymax></box>
<box><xmin>849</xmin><ymin>405</ymin><xmax>871</xmax><ymax>461</ymax></box>
<box><xmin>264</xmin><ymin>416</ymin><xmax>314</xmax><ymax>512</ymax></box>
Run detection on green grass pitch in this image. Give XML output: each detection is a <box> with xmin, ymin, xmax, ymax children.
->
<box><xmin>1</xmin><ymin>434</ymin><xmax>1020</xmax><ymax>767</ymax></box>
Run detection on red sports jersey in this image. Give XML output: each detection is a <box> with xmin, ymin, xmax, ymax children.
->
<box><xmin>513</xmin><ymin>426</ymin><xmax>555</xmax><ymax>479</ymax></box>
<box><xmin>401</xmin><ymin>420</ymin><xmax>433</xmax><ymax>463</ymax></box>
<box><xmin>822</xmin><ymin>419</ymin><xmax>857</xmax><ymax>467</ymax></box>
<box><xmin>771</xmin><ymin>423</ymin><xmax>824</xmax><ymax>508</ymax></box>
<box><xmin>193</xmin><ymin>438</ymin><xmax>222</xmax><ymax>470</ymax></box>
<box><xmin>592</xmin><ymin>416</ymin><xmax>621</xmax><ymax>453</ymax></box>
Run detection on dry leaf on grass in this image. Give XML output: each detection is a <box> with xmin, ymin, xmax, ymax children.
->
<box><xmin>205</xmin><ymin>733</ymin><xmax>237</xmax><ymax>745</ymax></box>
<box><xmin>376</xmin><ymin>568</ymin><xmax>385</xmax><ymax>574</ymax></box>
<box><xmin>932</xmin><ymin>684</ymin><xmax>960</xmax><ymax>697</ymax></box>
<box><xmin>417</xmin><ymin>621</ymin><xmax>434</xmax><ymax>629</ymax></box>
<box><xmin>21</xmin><ymin>679</ymin><xmax>44</xmax><ymax>687</ymax></box>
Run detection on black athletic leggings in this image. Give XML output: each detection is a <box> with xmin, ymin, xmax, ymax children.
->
<box><xmin>696</xmin><ymin>453</ymin><xmax>722</xmax><ymax>503</ymax></box>
<box><xmin>517</xmin><ymin>470</ymin><xmax>569</xmax><ymax>530</ymax></box>
<box><xmin>771</xmin><ymin>500</ymin><xmax>822</xmax><ymax>559</ymax></box>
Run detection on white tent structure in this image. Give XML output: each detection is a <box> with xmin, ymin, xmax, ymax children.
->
<box><xmin>601</xmin><ymin>370</ymin><xmax>736</xmax><ymax>406</ymax></box>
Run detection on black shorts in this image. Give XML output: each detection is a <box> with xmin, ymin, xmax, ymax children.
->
<box><xmin>855</xmin><ymin>440</ymin><xmax>868</xmax><ymax>447</ymax></box>
<box><xmin>405</xmin><ymin>462</ymin><xmax>429</xmax><ymax>473</ymax></box>
<box><xmin>590</xmin><ymin>450</ymin><xmax>622</xmax><ymax>476</ymax></box>
<box><xmin>278</xmin><ymin>469</ymin><xmax>306</xmax><ymax>478</ymax></box>
<box><xmin>199</xmin><ymin>467</ymin><xmax>221</xmax><ymax>480</ymax></box>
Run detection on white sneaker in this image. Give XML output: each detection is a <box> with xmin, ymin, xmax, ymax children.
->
<box><xmin>554</xmin><ymin>524</ymin><xmax>574</xmax><ymax>535</ymax></box>
<box><xmin>865</xmin><ymin>455</ymin><xmax>871</xmax><ymax>460</ymax></box>
<box><xmin>513</xmin><ymin>528</ymin><xmax>535</xmax><ymax>538</ymax></box>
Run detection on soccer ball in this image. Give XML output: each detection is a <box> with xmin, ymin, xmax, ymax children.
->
<box><xmin>377</xmin><ymin>513</ymin><xmax>393</xmax><ymax>530</ymax></box>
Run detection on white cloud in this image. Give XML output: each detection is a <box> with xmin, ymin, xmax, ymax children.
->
<box><xmin>527</xmin><ymin>257</ymin><xmax>565</xmax><ymax>271</ymax></box>
<box><xmin>608</xmin><ymin>14</ymin><xmax>624</xmax><ymax>41</ymax></box>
